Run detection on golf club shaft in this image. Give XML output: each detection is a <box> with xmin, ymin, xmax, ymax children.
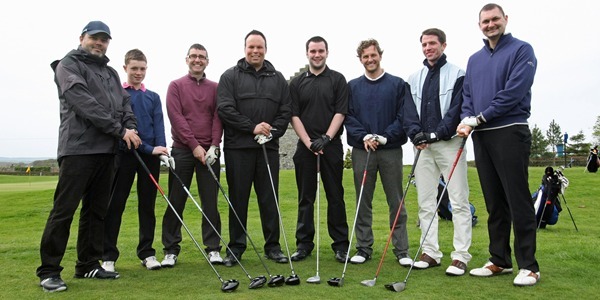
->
<box><xmin>132</xmin><ymin>150</ymin><xmax>225</xmax><ymax>284</ymax></box>
<box><xmin>340</xmin><ymin>149</ymin><xmax>371</xmax><ymax>281</ymax></box>
<box><xmin>206</xmin><ymin>162</ymin><xmax>275</xmax><ymax>277</ymax></box>
<box><xmin>315</xmin><ymin>154</ymin><xmax>320</xmax><ymax>277</ymax></box>
<box><xmin>404</xmin><ymin>137</ymin><xmax>467</xmax><ymax>283</ymax></box>
<box><xmin>169</xmin><ymin>163</ymin><xmax>254</xmax><ymax>279</ymax></box>
<box><xmin>261</xmin><ymin>144</ymin><xmax>296</xmax><ymax>274</ymax></box>
<box><xmin>373</xmin><ymin>149</ymin><xmax>421</xmax><ymax>279</ymax></box>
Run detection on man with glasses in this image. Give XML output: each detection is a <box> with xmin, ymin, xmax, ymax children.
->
<box><xmin>161</xmin><ymin>43</ymin><xmax>224</xmax><ymax>267</ymax></box>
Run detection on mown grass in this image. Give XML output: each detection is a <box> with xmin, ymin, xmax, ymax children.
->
<box><xmin>0</xmin><ymin>167</ymin><xmax>598</xmax><ymax>299</ymax></box>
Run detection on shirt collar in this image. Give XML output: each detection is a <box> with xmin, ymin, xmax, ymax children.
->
<box><xmin>122</xmin><ymin>82</ymin><xmax>146</xmax><ymax>92</ymax></box>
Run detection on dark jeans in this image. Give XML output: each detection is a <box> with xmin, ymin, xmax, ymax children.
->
<box><xmin>103</xmin><ymin>151</ymin><xmax>159</xmax><ymax>262</ymax></box>
<box><xmin>37</xmin><ymin>154</ymin><xmax>115</xmax><ymax>279</ymax></box>
<box><xmin>161</xmin><ymin>147</ymin><xmax>221</xmax><ymax>255</ymax></box>
<box><xmin>292</xmin><ymin>139</ymin><xmax>349</xmax><ymax>252</ymax></box>
<box><xmin>473</xmin><ymin>125</ymin><xmax>539</xmax><ymax>272</ymax></box>
<box><xmin>224</xmin><ymin>148</ymin><xmax>281</xmax><ymax>256</ymax></box>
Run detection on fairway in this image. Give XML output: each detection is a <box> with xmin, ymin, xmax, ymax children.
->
<box><xmin>1</xmin><ymin>167</ymin><xmax>599</xmax><ymax>299</ymax></box>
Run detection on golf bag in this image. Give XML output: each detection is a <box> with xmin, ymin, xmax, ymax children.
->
<box><xmin>437</xmin><ymin>176</ymin><xmax>478</xmax><ymax>226</ymax></box>
<box><xmin>532</xmin><ymin>167</ymin><xmax>566</xmax><ymax>228</ymax></box>
<box><xmin>586</xmin><ymin>146</ymin><xmax>599</xmax><ymax>173</ymax></box>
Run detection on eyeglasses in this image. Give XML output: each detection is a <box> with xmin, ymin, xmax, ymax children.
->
<box><xmin>188</xmin><ymin>54</ymin><xmax>208</xmax><ymax>61</ymax></box>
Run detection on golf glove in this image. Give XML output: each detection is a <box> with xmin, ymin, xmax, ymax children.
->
<box><xmin>206</xmin><ymin>145</ymin><xmax>220</xmax><ymax>166</ymax></box>
<box><xmin>363</xmin><ymin>134</ymin><xmax>374</xmax><ymax>142</ymax></box>
<box><xmin>413</xmin><ymin>132</ymin><xmax>428</xmax><ymax>145</ymax></box>
<box><xmin>372</xmin><ymin>134</ymin><xmax>387</xmax><ymax>145</ymax></box>
<box><xmin>461</xmin><ymin>113</ymin><xmax>486</xmax><ymax>127</ymax></box>
<box><xmin>426</xmin><ymin>132</ymin><xmax>439</xmax><ymax>143</ymax></box>
<box><xmin>254</xmin><ymin>133</ymin><xmax>273</xmax><ymax>145</ymax></box>
<box><xmin>159</xmin><ymin>155</ymin><xmax>176</xmax><ymax>170</ymax></box>
<box><xmin>310</xmin><ymin>134</ymin><xmax>331</xmax><ymax>152</ymax></box>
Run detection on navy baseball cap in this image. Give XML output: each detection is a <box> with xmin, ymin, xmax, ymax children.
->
<box><xmin>81</xmin><ymin>21</ymin><xmax>111</xmax><ymax>39</ymax></box>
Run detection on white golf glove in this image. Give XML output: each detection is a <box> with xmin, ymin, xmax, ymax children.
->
<box><xmin>461</xmin><ymin>113</ymin><xmax>486</xmax><ymax>127</ymax></box>
<box><xmin>461</xmin><ymin>116</ymin><xmax>479</xmax><ymax>127</ymax></box>
<box><xmin>363</xmin><ymin>134</ymin><xmax>374</xmax><ymax>142</ymax></box>
<box><xmin>159</xmin><ymin>155</ymin><xmax>176</xmax><ymax>170</ymax></box>
<box><xmin>372</xmin><ymin>134</ymin><xmax>387</xmax><ymax>145</ymax></box>
<box><xmin>254</xmin><ymin>133</ymin><xmax>273</xmax><ymax>145</ymax></box>
<box><xmin>206</xmin><ymin>145</ymin><xmax>220</xmax><ymax>166</ymax></box>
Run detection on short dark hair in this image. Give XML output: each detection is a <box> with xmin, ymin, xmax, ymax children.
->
<box><xmin>124</xmin><ymin>49</ymin><xmax>146</xmax><ymax>65</ymax></box>
<box><xmin>306</xmin><ymin>36</ymin><xmax>328</xmax><ymax>52</ymax></box>
<box><xmin>420</xmin><ymin>28</ymin><xmax>446</xmax><ymax>44</ymax></box>
<box><xmin>356</xmin><ymin>39</ymin><xmax>383</xmax><ymax>57</ymax></box>
<box><xmin>245</xmin><ymin>30</ymin><xmax>267</xmax><ymax>49</ymax></box>
<box><xmin>188</xmin><ymin>43</ymin><xmax>208</xmax><ymax>58</ymax></box>
<box><xmin>480</xmin><ymin>3</ymin><xmax>505</xmax><ymax>17</ymax></box>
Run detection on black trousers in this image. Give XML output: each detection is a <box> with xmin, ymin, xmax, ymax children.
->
<box><xmin>292</xmin><ymin>139</ymin><xmax>349</xmax><ymax>252</ymax></box>
<box><xmin>161</xmin><ymin>147</ymin><xmax>221</xmax><ymax>255</ymax></box>
<box><xmin>224</xmin><ymin>148</ymin><xmax>281</xmax><ymax>256</ymax></box>
<box><xmin>37</xmin><ymin>154</ymin><xmax>115</xmax><ymax>279</ymax></box>
<box><xmin>103</xmin><ymin>151</ymin><xmax>159</xmax><ymax>262</ymax></box>
<box><xmin>473</xmin><ymin>125</ymin><xmax>539</xmax><ymax>272</ymax></box>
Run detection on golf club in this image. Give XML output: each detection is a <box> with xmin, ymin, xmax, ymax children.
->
<box><xmin>385</xmin><ymin>137</ymin><xmax>467</xmax><ymax>292</ymax></box>
<box><xmin>261</xmin><ymin>144</ymin><xmax>300</xmax><ymax>286</ymax></box>
<box><xmin>307</xmin><ymin>154</ymin><xmax>321</xmax><ymax>284</ymax></box>
<box><xmin>361</xmin><ymin>149</ymin><xmax>421</xmax><ymax>287</ymax></box>
<box><xmin>206</xmin><ymin>163</ymin><xmax>285</xmax><ymax>287</ymax></box>
<box><xmin>328</xmin><ymin>149</ymin><xmax>371</xmax><ymax>287</ymax></box>
<box><xmin>167</xmin><ymin>161</ymin><xmax>266</xmax><ymax>289</ymax></box>
<box><xmin>132</xmin><ymin>150</ymin><xmax>239</xmax><ymax>292</ymax></box>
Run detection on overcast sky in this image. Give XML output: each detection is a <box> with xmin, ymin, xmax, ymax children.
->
<box><xmin>1</xmin><ymin>0</ymin><xmax>597</xmax><ymax>164</ymax></box>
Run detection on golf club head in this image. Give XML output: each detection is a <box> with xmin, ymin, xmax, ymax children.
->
<box><xmin>285</xmin><ymin>274</ymin><xmax>301</xmax><ymax>286</ymax></box>
<box><xmin>360</xmin><ymin>278</ymin><xmax>376</xmax><ymax>287</ymax></box>
<box><xmin>384</xmin><ymin>281</ymin><xmax>406</xmax><ymax>292</ymax></box>
<box><xmin>249</xmin><ymin>276</ymin><xmax>267</xmax><ymax>289</ymax></box>
<box><xmin>221</xmin><ymin>279</ymin><xmax>239</xmax><ymax>292</ymax></box>
<box><xmin>306</xmin><ymin>275</ymin><xmax>321</xmax><ymax>284</ymax></box>
<box><xmin>267</xmin><ymin>275</ymin><xmax>285</xmax><ymax>287</ymax></box>
<box><xmin>327</xmin><ymin>277</ymin><xmax>344</xmax><ymax>287</ymax></box>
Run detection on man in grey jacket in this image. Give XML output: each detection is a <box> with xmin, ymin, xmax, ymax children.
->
<box><xmin>36</xmin><ymin>20</ymin><xmax>141</xmax><ymax>293</ymax></box>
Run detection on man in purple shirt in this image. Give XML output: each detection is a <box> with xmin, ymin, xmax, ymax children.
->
<box><xmin>161</xmin><ymin>44</ymin><xmax>223</xmax><ymax>267</ymax></box>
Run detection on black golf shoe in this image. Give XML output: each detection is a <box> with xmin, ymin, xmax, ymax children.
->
<box><xmin>40</xmin><ymin>276</ymin><xmax>67</xmax><ymax>292</ymax></box>
<box><xmin>334</xmin><ymin>250</ymin><xmax>348</xmax><ymax>263</ymax></box>
<box><xmin>223</xmin><ymin>254</ymin><xmax>239</xmax><ymax>267</ymax></box>
<box><xmin>265</xmin><ymin>250</ymin><xmax>288</xmax><ymax>263</ymax></box>
<box><xmin>74</xmin><ymin>267</ymin><xmax>120</xmax><ymax>279</ymax></box>
<box><xmin>290</xmin><ymin>249</ymin><xmax>310</xmax><ymax>261</ymax></box>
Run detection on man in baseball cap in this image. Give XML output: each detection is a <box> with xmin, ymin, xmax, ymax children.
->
<box><xmin>81</xmin><ymin>20</ymin><xmax>111</xmax><ymax>39</ymax></box>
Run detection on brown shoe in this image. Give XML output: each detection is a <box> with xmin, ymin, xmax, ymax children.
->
<box><xmin>413</xmin><ymin>253</ymin><xmax>441</xmax><ymax>269</ymax></box>
<box><xmin>469</xmin><ymin>261</ymin><xmax>513</xmax><ymax>277</ymax></box>
<box><xmin>445</xmin><ymin>259</ymin><xmax>467</xmax><ymax>276</ymax></box>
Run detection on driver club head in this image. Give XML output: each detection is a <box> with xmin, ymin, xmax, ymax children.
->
<box><xmin>360</xmin><ymin>278</ymin><xmax>376</xmax><ymax>287</ymax></box>
<box><xmin>267</xmin><ymin>275</ymin><xmax>285</xmax><ymax>287</ymax></box>
<box><xmin>384</xmin><ymin>281</ymin><xmax>406</xmax><ymax>292</ymax></box>
<box><xmin>221</xmin><ymin>279</ymin><xmax>240</xmax><ymax>292</ymax></box>
<box><xmin>327</xmin><ymin>277</ymin><xmax>344</xmax><ymax>287</ymax></box>
<box><xmin>249</xmin><ymin>276</ymin><xmax>267</xmax><ymax>289</ymax></box>
<box><xmin>306</xmin><ymin>275</ymin><xmax>321</xmax><ymax>284</ymax></box>
<box><xmin>285</xmin><ymin>274</ymin><xmax>301</xmax><ymax>286</ymax></box>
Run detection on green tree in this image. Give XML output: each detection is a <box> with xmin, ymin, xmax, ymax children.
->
<box><xmin>568</xmin><ymin>130</ymin><xmax>591</xmax><ymax>155</ymax></box>
<box><xmin>546</xmin><ymin>119</ymin><xmax>562</xmax><ymax>156</ymax></box>
<box><xmin>593</xmin><ymin>116</ymin><xmax>600</xmax><ymax>146</ymax></box>
<box><xmin>530</xmin><ymin>124</ymin><xmax>549</xmax><ymax>158</ymax></box>
<box><xmin>343</xmin><ymin>148</ymin><xmax>352</xmax><ymax>169</ymax></box>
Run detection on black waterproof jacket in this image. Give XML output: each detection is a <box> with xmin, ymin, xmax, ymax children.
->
<box><xmin>51</xmin><ymin>47</ymin><xmax>136</xmax><ymax>159</ymax></box>
<box><xmin>217</xmin><ymin>58</ymin><xmax>291</xmax><ymax>150</ymax></box>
